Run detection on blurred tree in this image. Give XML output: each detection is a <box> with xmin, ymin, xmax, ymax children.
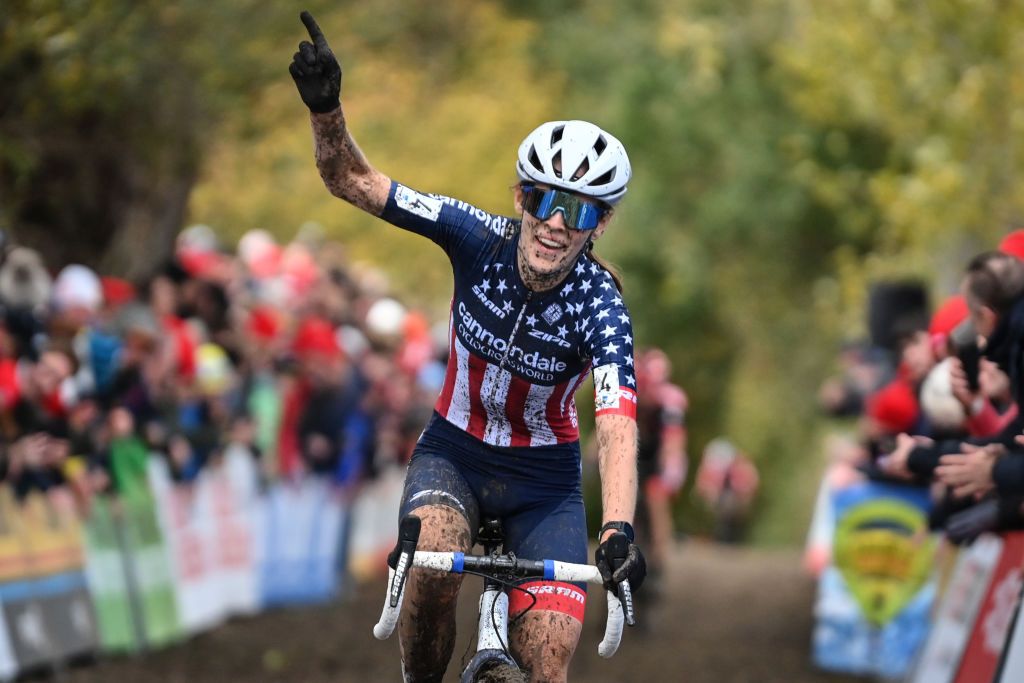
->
<box><xmin>189</xmin><ymin>0</ymin><xmax>556</xmax><ymax>315</ymax></box>
<box><xmin>0</xmin><ymin>1</ymin><xmax>328</xmax><ymax>277</ymax></box>
<box><xmin>777</xmin><ymin>0</ymin><xmax>1024</xmax><ymax>297</ymax></box>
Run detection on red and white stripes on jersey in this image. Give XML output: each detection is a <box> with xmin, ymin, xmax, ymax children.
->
<box><xmin>435</xmin><ymin>333</ymin><xmax>591</xmax><ymax>447</ymax></box>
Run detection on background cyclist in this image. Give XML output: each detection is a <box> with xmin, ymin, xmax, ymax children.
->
<box><xmin>634</xmin><ymin>348</ymin><xmax>688</xmax><ymax>597</ymax></box>
<box><xmin>290</xmin><ymin>12</ymin><xmax>645</xmax><ymax>683</ymax></box>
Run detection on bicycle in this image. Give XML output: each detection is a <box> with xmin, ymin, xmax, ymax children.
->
<box><xmin>374</xmin><ymin>515</ymin><xmax>637</xmax><ymax>682</ymax></box>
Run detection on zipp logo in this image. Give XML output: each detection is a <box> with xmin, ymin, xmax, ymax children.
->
<box><xmin>528</xmin><ymin>328</ymin><xmax>571</xmax><ymax>349</ymax></box>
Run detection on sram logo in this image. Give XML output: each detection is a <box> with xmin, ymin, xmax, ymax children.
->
<box><xmin>528</xmin><ymin>328</ymin><xmax>571</xmax><ymax>349</ymax></box>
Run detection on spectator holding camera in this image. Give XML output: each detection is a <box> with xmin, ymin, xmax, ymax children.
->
<box><xmin>878</xmin><ymin>251</ymin><xmax>1024</xmax><ymax>539</ymax></box>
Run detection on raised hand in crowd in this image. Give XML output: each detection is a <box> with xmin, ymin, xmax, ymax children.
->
<box><xmin>935</xmin><ymin>442</ymin><xmax>1005</xmax><ymax>499</ymax></box>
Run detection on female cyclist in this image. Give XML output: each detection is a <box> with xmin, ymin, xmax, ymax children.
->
<box><xmin>290</xmin><ymin>13</ymin><xmax>646</xmax><ymax>682</ymax></box>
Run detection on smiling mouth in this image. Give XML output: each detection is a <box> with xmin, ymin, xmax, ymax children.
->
<box><xmin>536</xmin><ymin>235</ymin><xmax>566</xmax><ymax>250</ymax></box>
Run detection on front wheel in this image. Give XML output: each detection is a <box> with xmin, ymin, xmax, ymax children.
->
<box><xmin>461</xmin><ymin>650</ymin><xmax>527</xmax><ymax>683</ymax></box>
<box><xmin>474</xmin><ymin>661</ymin><xmax>528</xmax><ymax>683</ymax></box>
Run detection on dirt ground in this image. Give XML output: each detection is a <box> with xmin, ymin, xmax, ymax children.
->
<box><xmin>64</xmin><ymin>541</ymin><xmax>864</xmax><ymax>683</ymax></box>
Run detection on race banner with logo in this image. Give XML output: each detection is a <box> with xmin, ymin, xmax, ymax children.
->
<box><xmin>813</xmin><ymin>480</ymin><xmax>936</xmax><ymax>678</ymax></box>
<box><xmin>0</xmin><ymin>490</ymin><xmax>29</xmax><ymax>679</ymax></box>
<box><xmin>347</xmin><ymin>465</ymin><xmax>404</xmax><ymax>583</ymax></box>
<box><xmin>208</xmin><ymin>445</ymin><xmax>260</xmax><ymax>617</ymax></box>
<box><xmin>148</xmin><ymin>458</ymin><xmax>225</xmax><ymax>635</ymax></box>
<box><xmin>908</xmin><ymin>535</ymin><xmax>1003</xmax><ymax>683</ymax></box>
<box><xmin>82</xmin><ymin>495</ymin><xmax>139</xmax><ymax>652</ymax></box>
<box><xmin>952</xmin><ymin>531</ymin><xmax>1024</xmax><ymax>683</ymax></box>
<box><xmin>120</xmin><ymin>487</ymin><xmax>181</xmax><ymax>648</ymax></box>
<box><xmin>0</xmin><ymin>491</ymin><xmax>98</xmax><ymax>672</ymax></box>
<box><xmin>259</xmin><ymin>477</ymin><xmax>344</xmax><ymax>606</ymax></box>
<box><xmin>998</xmin><ymin>577</ymin><xmax>1024</xmax><ymax>682</ymax></box>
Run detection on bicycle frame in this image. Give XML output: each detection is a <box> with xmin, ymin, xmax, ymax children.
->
<box><xmin>373</xmin><ymin>515</ymin><xmax>629</xmax><ymax>678</ymax></box>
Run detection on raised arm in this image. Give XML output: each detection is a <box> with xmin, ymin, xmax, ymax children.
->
<box><xmin>290</xmin><ymin>12</ymin><xmax>390</xmax><ymax>215</ymax></box>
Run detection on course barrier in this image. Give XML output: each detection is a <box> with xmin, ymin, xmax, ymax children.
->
<box><xmin>0</xmin><ymin>444</ymin><xmax>402</xmax><ymax>680</ymax></box>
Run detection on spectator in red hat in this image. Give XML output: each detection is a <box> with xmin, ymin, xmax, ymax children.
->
<box><xmin>999</xmin><ymin>229</ymin><xmax>1024</xmax><ymax>261</ymax></box>
<box><xmin>282</xmin><ymin>317</ymin><xmax>368</xmax><ymax>479</ymax></box>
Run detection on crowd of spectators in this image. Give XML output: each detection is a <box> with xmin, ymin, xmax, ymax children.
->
<box><xmin>0</xmin><ymin>224</ymin><xmax>445</xmax><ymax>512</ymax></box>
<box><xmin>819</xmin><ymin>229</ymin><xmax>1024</xmax><ymax>545</ymax></box>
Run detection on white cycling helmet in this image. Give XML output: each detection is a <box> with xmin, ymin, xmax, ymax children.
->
<box><xmin>516</xmin><ymin>120</ymin><xmax>631</xmax><ymax>205</ymax></box>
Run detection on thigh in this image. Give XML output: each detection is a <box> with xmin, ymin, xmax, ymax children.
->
<box><xmin>399</xmin><ymin>451</ymin><xmax>480</xmax><ymax>541</ymax></box>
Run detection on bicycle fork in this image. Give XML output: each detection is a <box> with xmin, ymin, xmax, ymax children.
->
<box><xmin>460</xmin><ymin>519</ymin><xmax>519</xmax><ymax>682</ymax></box>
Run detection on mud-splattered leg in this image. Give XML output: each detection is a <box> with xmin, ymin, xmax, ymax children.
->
<box><xmin>398</xmin><ymin>504</ymin><xmax>472</xmax><ymax>682</ymax></box>
<box><xmin>509</xmin><ymin>610</ymin><xmax>582</xmax><ymax>683</ymax></box>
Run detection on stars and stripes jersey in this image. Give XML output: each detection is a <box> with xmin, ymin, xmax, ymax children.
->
<box><xmin>379</xmin><ymin>180</ymin><xmax>638</xmax><ymax>447</ymax></box>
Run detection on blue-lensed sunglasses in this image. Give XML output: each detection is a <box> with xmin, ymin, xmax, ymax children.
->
<box><xmin>520</xmin><ymin>184</ymin><xmax>609</xmax><ymax>231</ymax></box>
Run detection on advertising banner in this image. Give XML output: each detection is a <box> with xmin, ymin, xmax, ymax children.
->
<box><xmin>953</xmin><ymin>532</ymin><xmax>1024</xmax><ymax>683</ymax></box>
<box><xmin>813</xmin><ymin>480</ymin><xmax>936</xmax><ymax>678</ymax></box>
<box><xmin>148</xmin><ymin>458</ymin><xmax>223</xmax><ymax>636</ymax></box>
<box><xmin>909</xmin><ymin>533</ymin><xmax>1004</xmax><ymax>683</ymax></box>
<box><xmin>260</xmin><ymin>478</ymin><xmax>343</xmax><ymax>606</ymax></box>
<box><xmin>82</xmin><ymin>495</ymin><xmax>138</xmax><ymax>652</ymax></box>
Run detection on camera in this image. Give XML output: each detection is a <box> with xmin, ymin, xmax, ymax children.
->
<box><xmin>949</xmin><ymin>319</ymin><xmax>981</xmax><ymax>392</ymax></box>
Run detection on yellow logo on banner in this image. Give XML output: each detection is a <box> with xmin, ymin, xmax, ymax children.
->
<box><xmin>833</xmin><ymin>499</ymin><xmax>936</xmax><ymax>626</ymax></box>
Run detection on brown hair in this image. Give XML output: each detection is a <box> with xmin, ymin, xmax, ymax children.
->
<box><xmin>587</xmin><ymin>241</ymin><xmax>624</xmax><ymax>293</ymax></box>
<box><xmin>964</xmin><ymin>251</ymin><xmax>1024</xmax><ymax>315</ymax></box>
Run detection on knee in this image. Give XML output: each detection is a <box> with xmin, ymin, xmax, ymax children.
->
<box><xmin>512</xmin><ymin>613</ymin><xmax>580</xmax><ymax>683</ymax></box>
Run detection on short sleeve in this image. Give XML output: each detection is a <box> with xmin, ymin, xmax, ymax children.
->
<box><xmin>584</xmin><ymin>278</ymin><xmax>637</xmax><ymax>419</ymax></box>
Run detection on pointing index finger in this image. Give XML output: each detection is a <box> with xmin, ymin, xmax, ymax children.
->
<box><xmin>300</xmin><ymin>11</ymin><xmax>328</xmax><ymax>50</ymax></box>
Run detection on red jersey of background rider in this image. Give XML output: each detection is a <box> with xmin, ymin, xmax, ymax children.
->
<box><xmin>379</xmin><ymin>181</ymin><xmax>637</xmax><ymax>447</ymax></box>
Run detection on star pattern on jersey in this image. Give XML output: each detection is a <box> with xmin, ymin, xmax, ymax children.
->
<box><xmin>575</xmin><ymin>262</ymin><xmax>587</xmax><ymax>275</ymax></box>
<box><xmin>526</xmin><ymin>314</ymin><xmax>538</xmax><ymax>327</ymax></box>
<box><xmin>585</xmin><ymin>297</ymin><xmax>634</xmax><ymax>370</ymax></box>
<box><xmin>556</xmin><ymin>324</ymin><xmax>569</xmax><ymax>338</ymax></box>
<box><xmin>496</xmin><ymin>279</ymin><xmax>508</xmax><ymax>294</ymax></box>
<box><xmin>590</xmin><ymin>263</ymin><xmax>600</xmax><ymax>275</ymax></box>
<box><xmin>600</xmin><ymin>280</ymin><xmax>613</xmax><ymax>291</ymax></box>
<box><xmin>561</xmin><ymin>281</ymin><xmax>574</xmax><ymax>296</ymax></box>
<box><xmin>479</xmin><ymin>279</ymin><xmax>491</xmax><ymax>294</ymax></box>
<box><xmin>625</xmin><ymin>373</ymin><xmax>636</xmax><ymax>387</ymax></box>
<box><xmin>580</xmin><ymin>279</ymin><xmax>592</xmax><ymax>293</ymax></box>
<box><xmin>503</xmin><ymin>300</ymin><xmax>513</xmax><ymax>314</ymax></box>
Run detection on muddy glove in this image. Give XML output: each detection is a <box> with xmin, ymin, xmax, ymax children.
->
<box><xmin>290</xmin><ymin>11</ymin><xmax>342</xmax><ymax>113</ymax></box>
<box><xmin>595</xmin><ymin>530</ymin><xmax>646</xmax><ymax>595</ymax></box>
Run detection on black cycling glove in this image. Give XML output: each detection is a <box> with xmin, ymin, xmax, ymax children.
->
<box><xmin>290</xmin><ymin>11</ymin><xmax>342</xmax><ymax>113</ymax></box>
<box><xmin>595</xmin><ymin>531</ymin><xmax>646</xmax><ymax>595</ymax></box>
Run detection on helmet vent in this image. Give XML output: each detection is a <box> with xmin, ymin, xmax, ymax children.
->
<box><xmin>594</xmin><ymin>135</ymin><xmax>607</xmax><ymax>155</ymax></box>
<box><xmin>550</xmin><ymin>125</ymin><xmax>565</xmax><ymax>145</ymax></box>
<box><xmin>552</xmin><ymin>151</ymin><xmax>563</xmax><ymax>178</ymax></box>
<box><xmin>528</xmin><ymin>145</ymin><xmax>543</xmax><ymax>172</ymax></box>
<box><xmin>592</xmin><ymin>168</ymin><xmax>615</xmax><ymax>186</ymax></box>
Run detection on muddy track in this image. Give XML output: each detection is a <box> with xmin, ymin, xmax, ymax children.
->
<box><xmin>64</xmin><ymin>542</ymin><xmax>863</xmax><ymax>682</ymax></box>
